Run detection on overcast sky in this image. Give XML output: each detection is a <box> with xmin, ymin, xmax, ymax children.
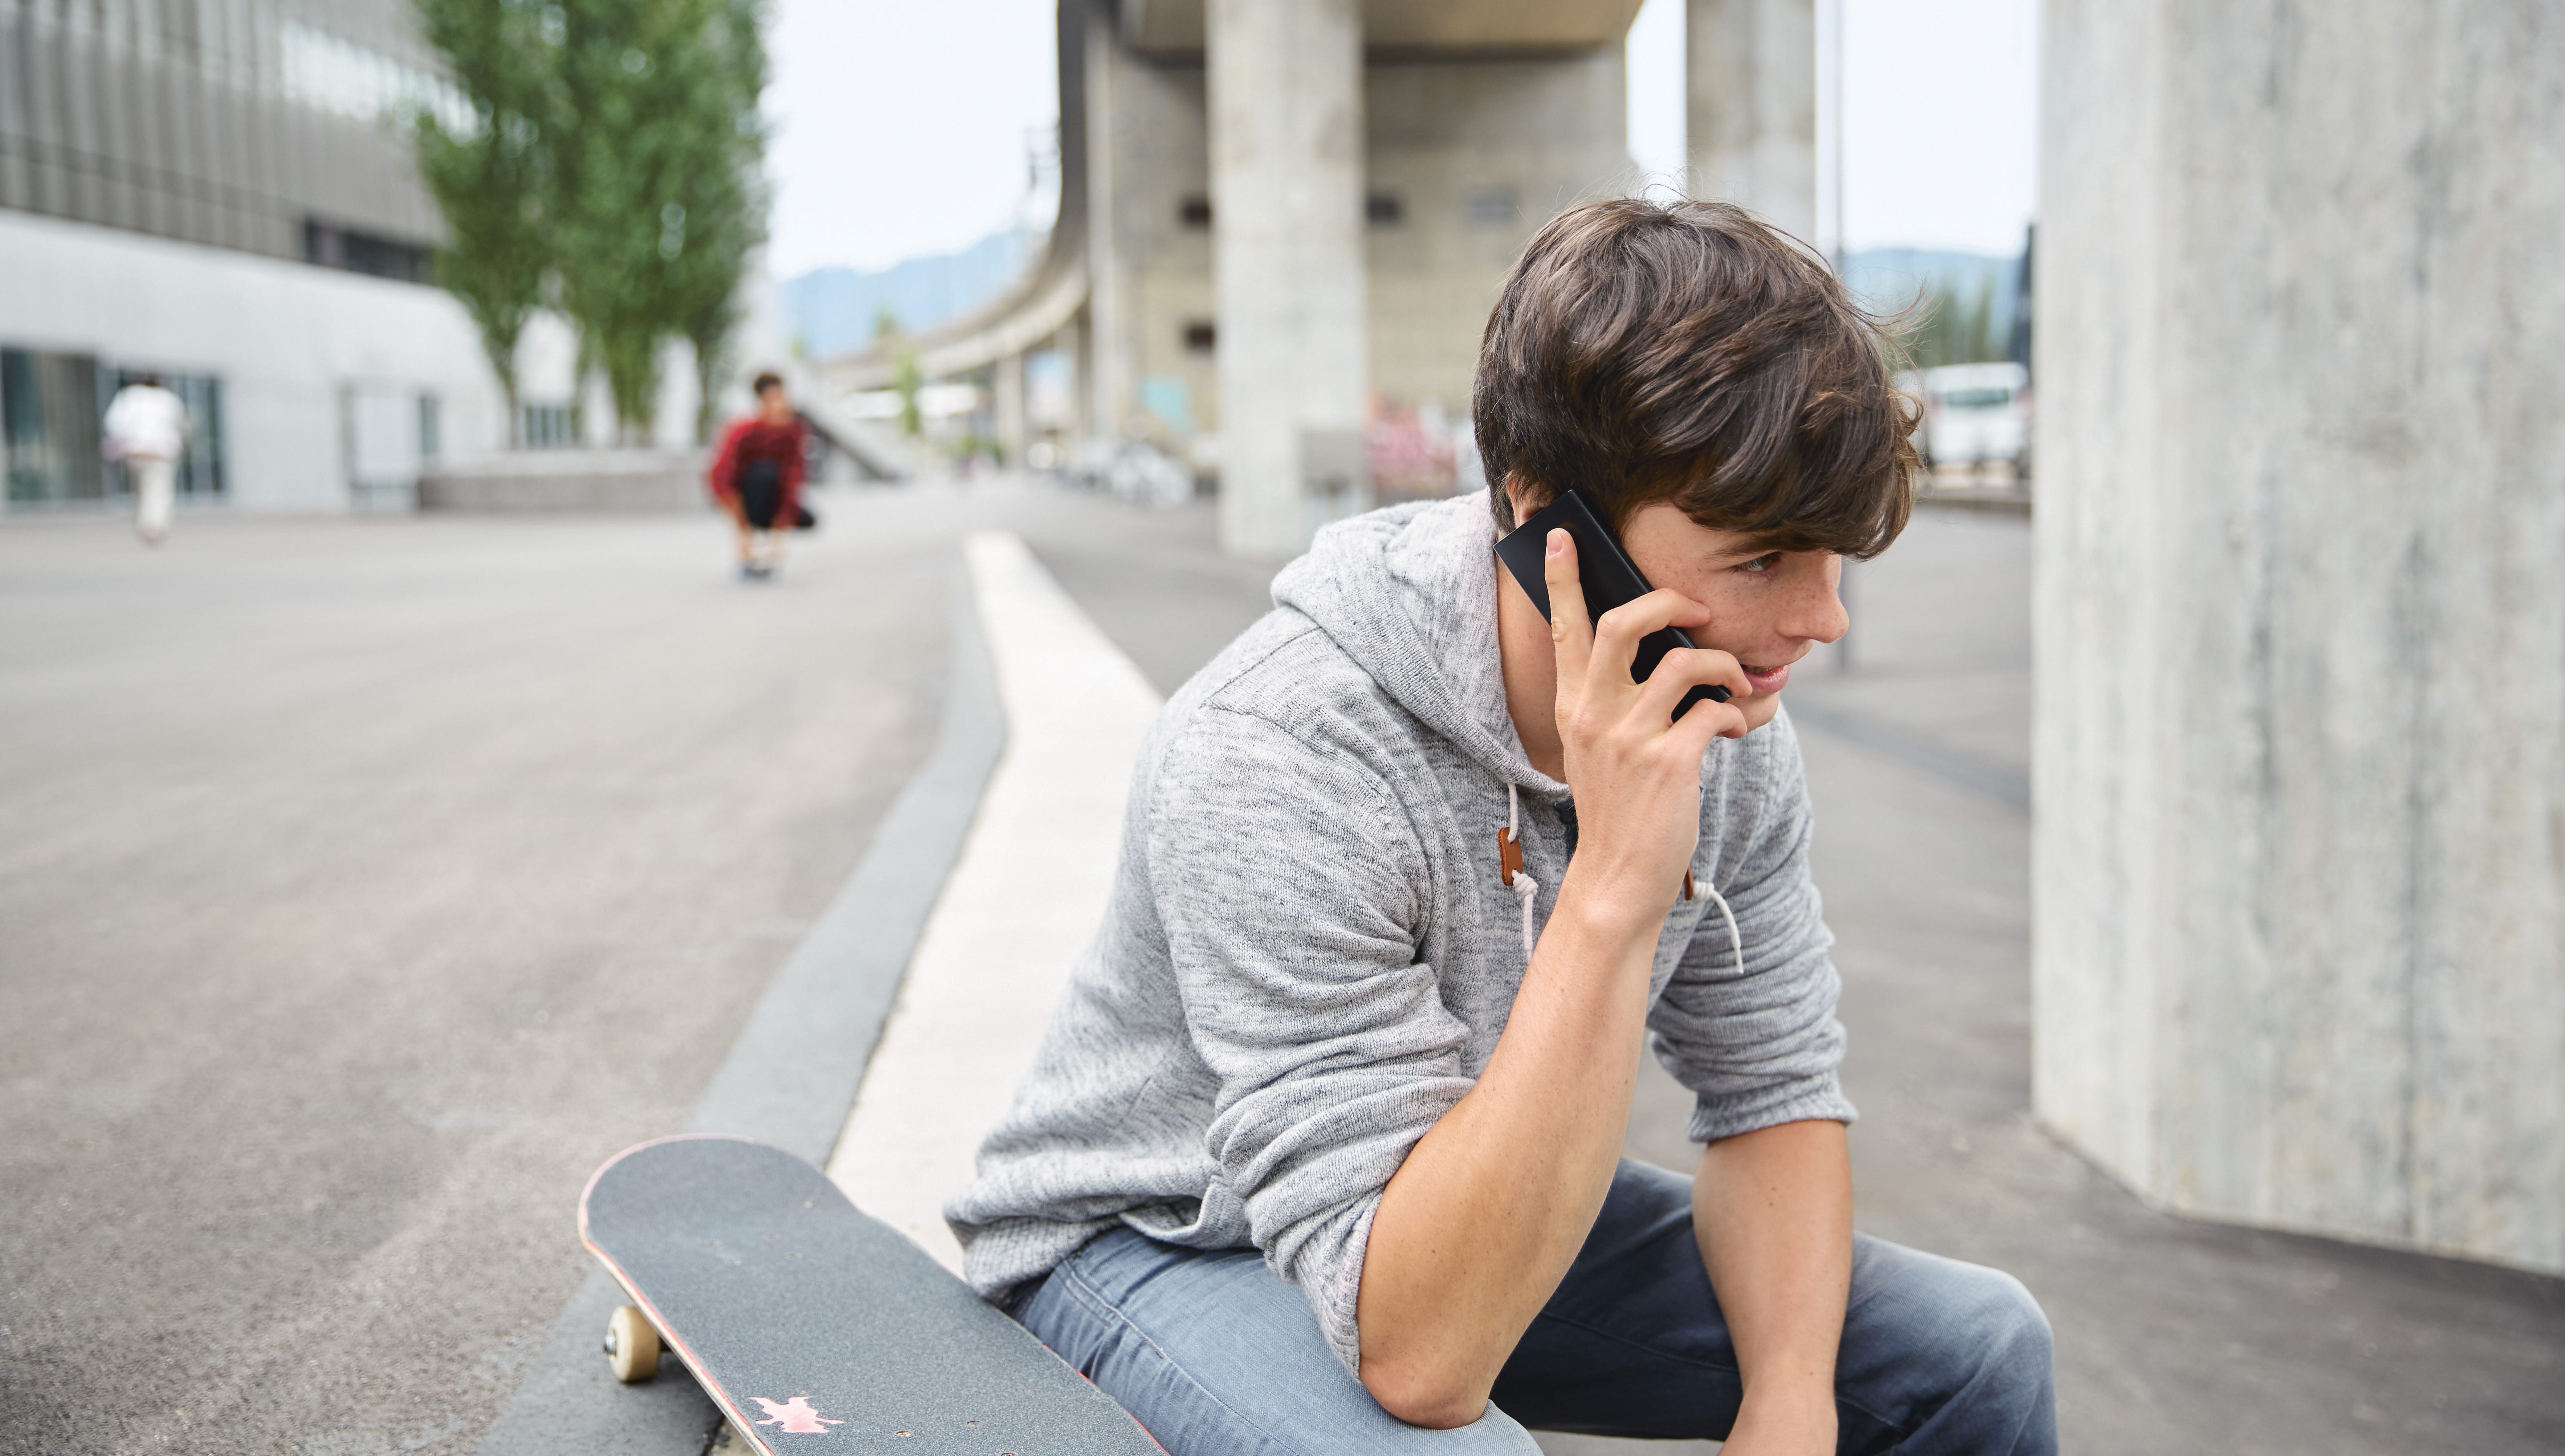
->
<box><xmin>763</xmin><ymin>0</ymin><xmax>1060</xmax><ymax>277</ymax></box>
<box><xmin>764</xmin><ymin>0</ymin><xmax>2039</xmax><ymax>279</ymax></box>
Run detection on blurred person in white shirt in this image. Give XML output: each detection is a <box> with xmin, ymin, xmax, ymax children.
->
<box><xmin>103</xmin><ymin>375</ymin><xmax>188</xmax><ymax>545</ymax></box>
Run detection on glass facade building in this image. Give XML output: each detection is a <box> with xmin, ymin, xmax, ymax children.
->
<box><xmin>0</xmin><ymin>0</ymin><xmax>482</xmax><ymax>510</ymax></box>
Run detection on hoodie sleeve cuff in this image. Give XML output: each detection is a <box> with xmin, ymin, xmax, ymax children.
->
<box><xmin>1305</xmin><ymin>1195</ymin><xmax>1382</xmax><ymax>1378</ymax></box>
<box><xmin>1686</xmin><ymin>1072</ymin><xmax>1859</xmax><ymax>1144</ymax></box>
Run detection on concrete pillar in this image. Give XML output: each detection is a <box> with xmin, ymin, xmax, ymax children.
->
<box><xmin>1083</xmin><ymin>12</ymin><xmax>1130</xmax><ymax>448</ymax></box>
<box><xmin>1208</xmin><ymin>0</ymin><xmax>1368</xmax><ymax>559</ymax></box>
<box><xmin>2035</xmin><ymin>1</ymin><xmax>2565</xmax><ymax>1276</ymax></box>
<box><xmin>1056</xmin><ymin>313</ymin><xmax>1086</xmax><ymax>460</ymax></box>
<box><xmin>993</xmin><ymin>350</ymin><xmax>1026</xmax><ymax>469</ymax></box>
<box><xmin>1685</xmin><ymin>0</ymin><xmax>1815</xmax><ymax>245</ymax></box>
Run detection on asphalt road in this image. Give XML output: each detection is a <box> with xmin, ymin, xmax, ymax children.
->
<box><xmin>4</xmin><ymin>485</ymin><xmax>2557</xmax><ymax>1455</ymax></box>
<box><xmin>0</xmin><ymin>498</ymin><xmax>966</xmax><ymax>1453</ymax></box>
<box><xmin>0</xmin><ymin>481</ymin><xmax>1292</xmax><ymax>1456</ymax></box>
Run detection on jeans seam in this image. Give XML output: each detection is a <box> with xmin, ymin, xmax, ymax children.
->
<box><xmin>1054</xmin><ymin>1254</ymin><xmax>1314</xmax><ymax>1456</ymax></box>
<box><xmin>1524</xmin><ymin>1309</ymin><xmax>1903</xmax><ymax>1437</ymax></box>
<box><xmin>1833</xmin><ymin>1262</ymin><xmax>1931</xmax><ymax>1441</ymax></box>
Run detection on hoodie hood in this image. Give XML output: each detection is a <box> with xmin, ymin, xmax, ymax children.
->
<box><xmin>1271</xmin><ymin>492</ymin><xmax>1565</xmax><ymax>799</ymax></box>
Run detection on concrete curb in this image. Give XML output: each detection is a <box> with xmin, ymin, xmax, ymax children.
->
<box><xmin>824</xmin><ymin>532</ymin><xmax>1166</xmax><ymax>1272</ymax></box>
<box><xmin>1914</xmin><ymin>489</ymin><xmax>2032</xmax><ymax>517</ymax></box>
<box><xmin>470</xmin><ymin>568</ymin><xmax>1007</xmax><ymax>1456</ymax></box>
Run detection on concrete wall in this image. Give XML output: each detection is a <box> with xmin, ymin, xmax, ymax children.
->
<box><xmin>0</xmin><ymin>209</ymin><xmax>504</xmax><ymax>512</ymax></box>
<box><xmin>1086</xmin><ymin>43</ymin><xmax>1630</xmax><ymax>451</ymax></box>
<box><xmin>1074</xmin><ymin>24</ymin><xmax>1630</xmax><ymax>558</ymax></box>
<box><xmin>1207</xmin><ymin>0</ymin><xmax>1369</xmax><ymax>557</ymax></box>
<box><xmin>1090</xmin><ymin>44</ymin><xmax>1216</xmax><ymax>446</ymax></box>
<box><xmin>1366</xmin><ymin>50</ymin><xmax>1632</xmax><ymax>417</ymax></box>
<box><xmin>417</xmin><ymin>448</ymin><xmax>705</xmax><ymax>512</ymax></box>
<box><xmin>1685</xmin><ymin>0</ymin><xmax>1816</xmax><ymax>244</ymax></box>
<box><xmin>2034</xmin><ymin>0</ymin><xmax>2565</xmax><ymax>1274</ymax></box>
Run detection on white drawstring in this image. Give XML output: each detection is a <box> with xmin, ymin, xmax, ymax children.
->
<box><xmin>1501</xmin><ymin>781</ymin><xmax>1747</xmax><ymax>977</ymax></box>
<box><xmin>1701</xmin><ymin>875</ymin><xmax>1746</xmax><ymax>980</ymax></box>
<box><xmin>1504</xmin><ymin>782</ymin><xmax>1539</xmax><ymax>960</ymax></box>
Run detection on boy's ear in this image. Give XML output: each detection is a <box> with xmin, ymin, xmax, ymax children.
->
<box><xmin>1502</xmin><ymin>474</ymin><xmax>1550</xmax><ymax>531</ymax></box>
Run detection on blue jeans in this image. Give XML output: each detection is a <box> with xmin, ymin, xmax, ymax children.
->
<box><xmin>1016</xmin><ymin>1159</ymin><xmax>2055</xmax><ymax>1455</ymax></box>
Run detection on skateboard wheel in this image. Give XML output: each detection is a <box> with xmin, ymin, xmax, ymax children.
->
<box><xmin>604</xmin><ymin>1305</ymin><xmax>660</xmax><ymax>1383</ymax></box>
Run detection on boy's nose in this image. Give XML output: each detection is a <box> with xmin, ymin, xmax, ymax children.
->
<box><xmin>1786</xmin><ymin>565</ymin><xmax>1851</xmax><ymax>645</ymax></box>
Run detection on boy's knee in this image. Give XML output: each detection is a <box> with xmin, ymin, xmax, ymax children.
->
<box><xmin>1945</xmin><ymin>1264</ymin><xmax>2053</xmax><ymax>1385</ymax></box>
<box><xmin>1426</xmin><ymin>1405</ymin><xmax>1545</xmax><ymax>1455</ymax></box>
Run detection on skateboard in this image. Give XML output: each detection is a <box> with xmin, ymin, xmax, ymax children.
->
<box><xmin>580</xmin><ymin>1134</ymin><xmax>1164</xmax><ymax>1455</ymax></box>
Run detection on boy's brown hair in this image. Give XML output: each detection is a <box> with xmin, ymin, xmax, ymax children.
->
<box><xmin>1474</xmin><ymin>198</ymin><xmax>1918</xmax><ymax>557</ymax></box>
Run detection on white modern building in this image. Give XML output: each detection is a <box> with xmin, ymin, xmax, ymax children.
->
<box><xmin>0</xmin><ymin>0</ymin><xmax>662</xmax><ymax>514</ymax></box>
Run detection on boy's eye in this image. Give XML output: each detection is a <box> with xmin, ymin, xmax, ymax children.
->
<box><xmin>1737</xmin><ymin>553</ymin><xmax>1781</xmax><ymax>573</ymax></box>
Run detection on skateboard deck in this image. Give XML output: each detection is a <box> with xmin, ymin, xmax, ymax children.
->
<box><xmin>580</xmin><ymin>1135</ymin><xmax>1162</xmax><ymax>1455</ymax></box>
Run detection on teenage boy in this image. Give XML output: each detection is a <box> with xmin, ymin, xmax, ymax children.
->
<box><xmin>949</xmin><ymin>199</ymin><xmax>2056</xmax><ymax>1455</ymax></box>
<box><xmin>707</xmin><ymin>372</ymin><xmax>809</xmax><ymax>580</ymax></box>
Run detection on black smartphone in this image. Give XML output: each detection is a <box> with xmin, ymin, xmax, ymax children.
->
<box><xmin>1494</xmin><ymin>488</ymin><xmax>1731</xmax><ymax>716</ymax></box>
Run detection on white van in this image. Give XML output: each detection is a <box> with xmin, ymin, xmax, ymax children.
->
<box><xmin>1905</xmin><ymin>362</ymin><xmax>2031</xmax><ymax>473</ymax></box>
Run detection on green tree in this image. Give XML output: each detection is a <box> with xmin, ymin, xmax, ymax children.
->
<box><xmin>659</xmin><ymin>0</ymin><xmax>770</xmax><ymax>442</ymax></box>
<box><xmin>891</xmin><ymin>345</ymin><xmax>924</xmax><ymax>439</ymax></box>
<box><xmin>1911</xmin><ymin>279</ymin><xmax>2002</xmax><ymax>370</ymax></box>
<box><xmin>875</xmin><ymin>306</ymin><xmax>921</xmax><ymax>438</ymax></box>
<box><xmin>415</xmin><ymin>0</ymin><xmax>769</xmax><ymax>447</ymax></box>
<box><xmin>549</xmin><ymin>0</ymin><xmax>679</xmax><ymax>441</ymax></box>
<box><xmin>410</xmin><ymin>0</ymin><xmax>553</xmax><ymax>446</ymax></box>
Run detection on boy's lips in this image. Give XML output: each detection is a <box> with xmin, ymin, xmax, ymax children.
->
<box><xmin>1740</xmin><ymin>662</ymin><xmax>1791</xmax><ymax>695</ymax></box>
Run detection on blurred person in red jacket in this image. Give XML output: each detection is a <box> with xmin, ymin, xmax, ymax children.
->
<box><xmin>707</xmin><ymin>371</ymin><xmax>811</xmax><ymax>580</ymax></box>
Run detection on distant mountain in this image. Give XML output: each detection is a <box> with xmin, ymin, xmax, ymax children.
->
<box><xmin>780</xmin><ymin>228</ymin><xmax>1042</xmax><ymax>360</ymax></box>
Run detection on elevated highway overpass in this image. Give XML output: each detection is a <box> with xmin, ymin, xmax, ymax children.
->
<box><xmin>815</xmin><ymin>0</ymin><xmax>1827</xmax><ymax>557</ymax></box>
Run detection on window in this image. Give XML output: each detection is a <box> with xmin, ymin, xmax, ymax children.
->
<box><xmin>519</xmin><ymin>403</ymin><xmax>577</xmax><ymax>449</ymax></box>
<box><xmin>1179</xmin><ymin>195</ymin><xmax>1213</xmax><ymax>229</ymax></box>
<box><xmin>3</xmin><ymin>351</ymin><xmax>226</xmax><ymax>505</ymax></box>
<box><xmin>305</xmin><ymin>220</ymin><xmax>433</xmax><ymax>283</ymax></box>
<box><xmin>1182</xmin><ymin>321</ymin><xmax>1216</xmax><ymax>355</ymax></box>
<box><xmin>120</xmin><ymin>369</ymin><xmax>228</xmax><ymax>500</ymax></box>
<box><xmin>280</xmin><ymin>20</ymin><xmax>475</xmax><ymax>135</ymax></box>
<box><xmin>1464</xmin><ymin>187</ymin><xmax>1518</xmax><ymax>226</ymax></box>
<box><xmin>1</xmin><ymin>348</ymin><xmax>100</xmax><ymax>502</ymax></box>
<box><xmin>1366</xmin><ymin>191</ymin><xmax>1405</xmax><ymax>226</ymax></box>
<box><xmin>344</xmin><ymin>384</ymin><xmax>427</xmax><ymax>508</ymax></box>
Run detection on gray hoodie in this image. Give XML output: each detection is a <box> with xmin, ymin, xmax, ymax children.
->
<box><xmin>946</xmin><ymin>492</ymin><xmax>1854</xmax><ymax>1375</ymax></box>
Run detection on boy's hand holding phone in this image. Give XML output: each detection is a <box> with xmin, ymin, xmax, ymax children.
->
<box><xmin>1541</xmin><ymin>528</ymin><xmax>1751</xmax><ymax>921</ymax></box>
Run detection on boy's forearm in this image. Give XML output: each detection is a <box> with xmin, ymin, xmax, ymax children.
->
<box><xmin>1693</xmin><ymin>1119</ymin><xmax>1852</xmax><ymax>1452</ymax></box>
<box><xmin>1355</xmin><ymin>874</ymin><xmax>1666</xmax><ymax>1427</ymax></box>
